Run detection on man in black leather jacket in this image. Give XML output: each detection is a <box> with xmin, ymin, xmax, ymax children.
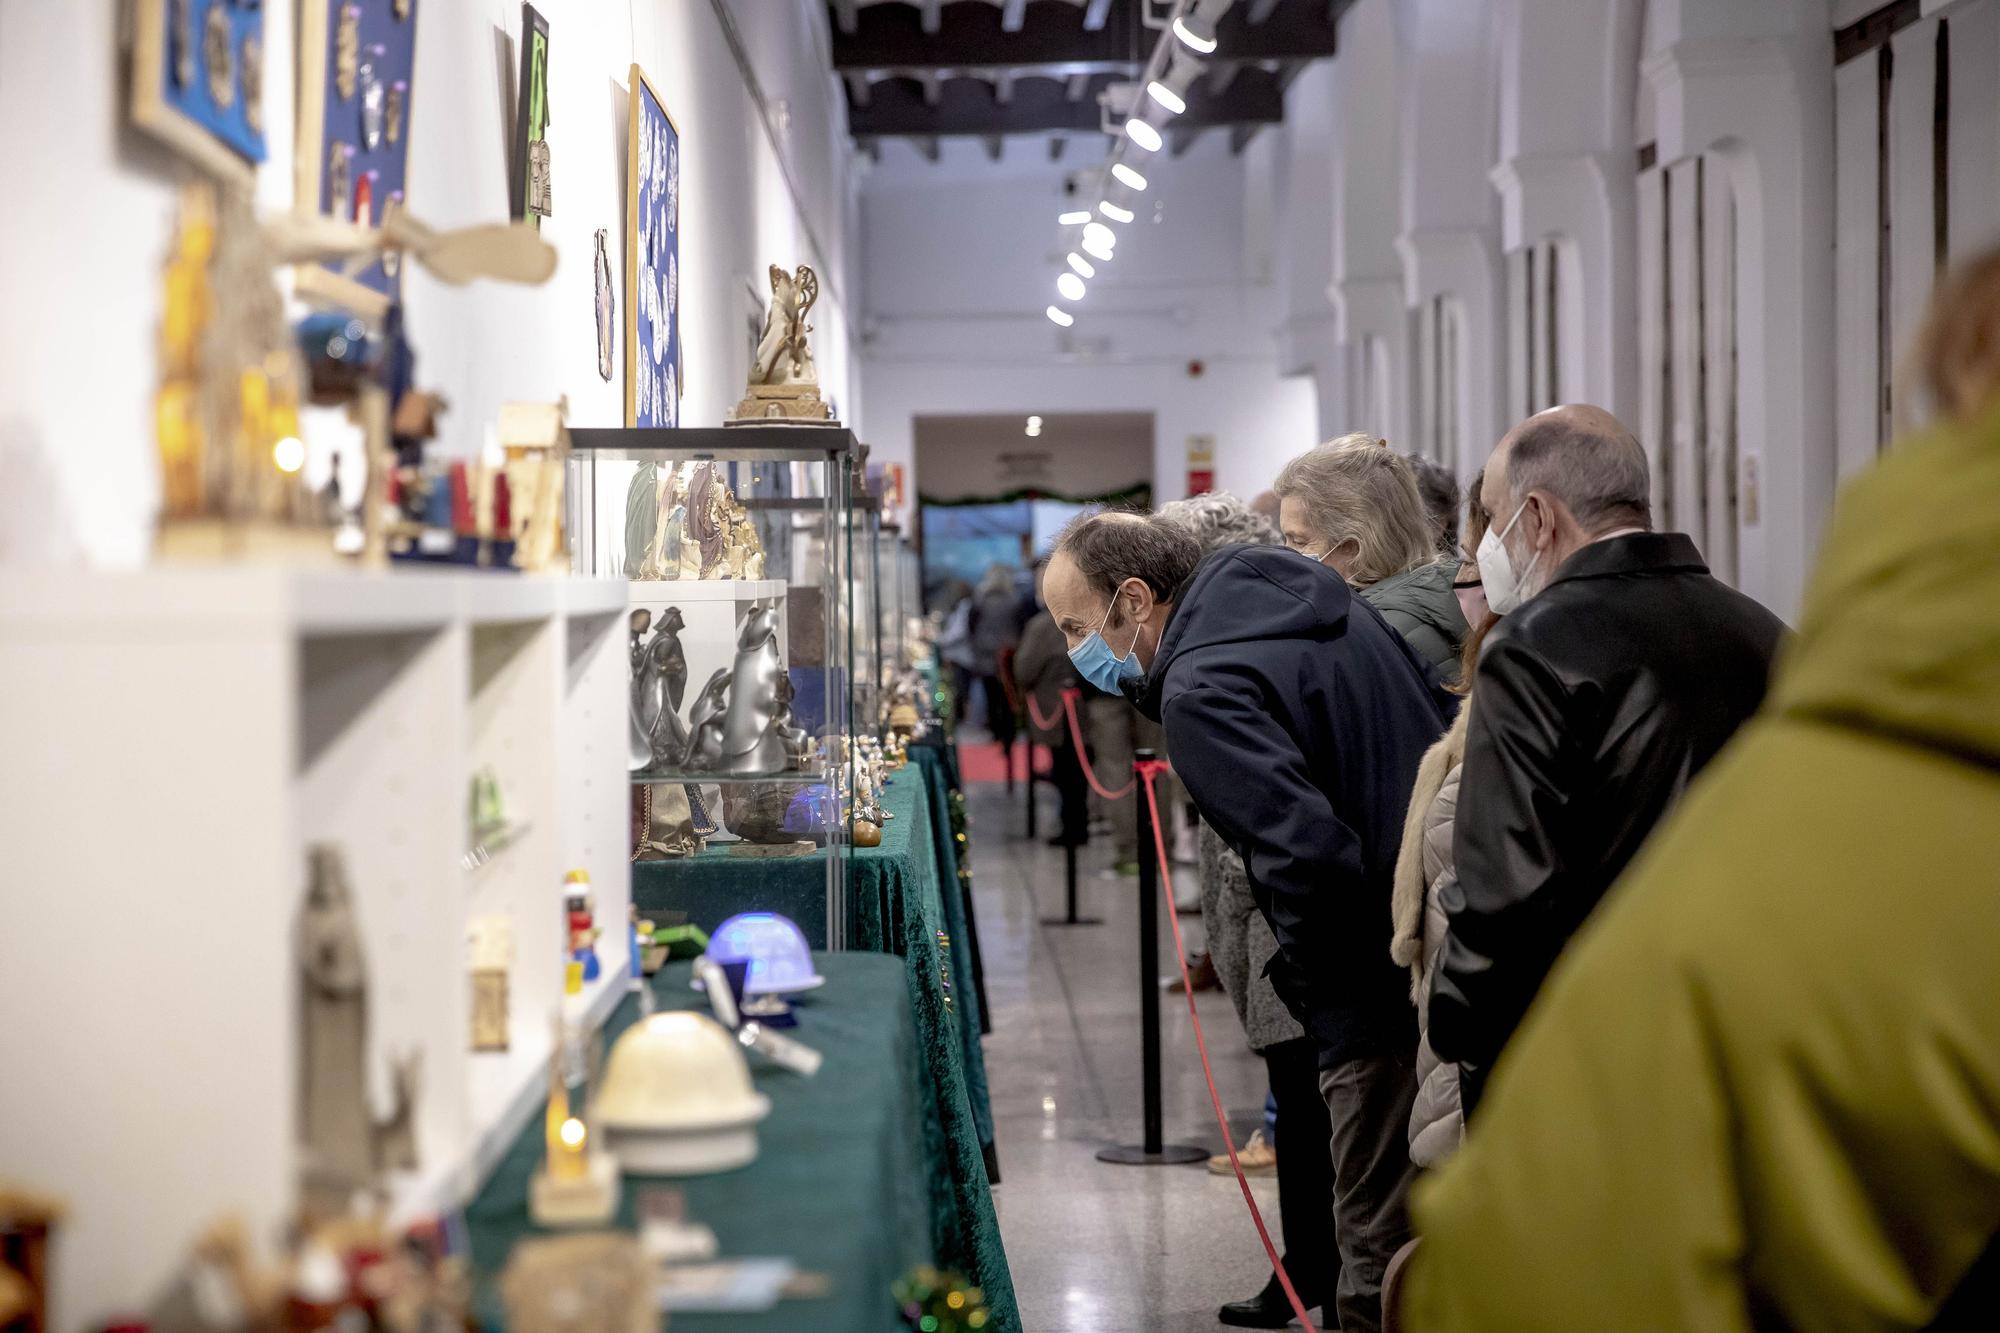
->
<box><xmin>1428</xmin><ymin>405</ymin><xmax>1786</xmax><ymax>1112</ymax></box>
<box><xmin>1044</xmin><ymin>511</ymin><xmax>1449</xmax><ymax>1333</ymax></box>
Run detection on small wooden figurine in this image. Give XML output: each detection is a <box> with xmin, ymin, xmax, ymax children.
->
<box><xmin>469</xmin><ymin>916</ymin><xmax>513</xmax><ymax>1053</ymax></box>
<box><xmin>497</xmin><ymin>400</ymin><xmax>570</xmax><ymax>572</ymax></box>
<box><xmin>565</xmin><ymin>869</ymin><xmax>601</xmax><ymax>982</ymax></box>
<box><xmin>298</xmin><ymin>845</ymin><xmax>420</xmax><ymax>1216</ymax></box>
<box><xmin>0</xmin><ymin>1186</ymin><xmax>61</xmax><ymax>1333</ymax></box>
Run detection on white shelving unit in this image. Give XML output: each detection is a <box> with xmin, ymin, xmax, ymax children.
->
<box><xmin>0</xmin><ymin>568</ymin><xmax>630</xmax><ymax>1331</ymax></box>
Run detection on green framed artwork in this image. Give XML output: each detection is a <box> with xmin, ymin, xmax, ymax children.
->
<box><xmin>511</xmin><ymin>4</ymin><xmax>550</xmax><ymax>228</ymax></box>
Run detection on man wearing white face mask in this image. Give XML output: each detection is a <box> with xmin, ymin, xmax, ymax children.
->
<box><xmin>1427</xmin><ymin>405</ymin><xmax>1786</xmax><ymax>1115</ymax></box>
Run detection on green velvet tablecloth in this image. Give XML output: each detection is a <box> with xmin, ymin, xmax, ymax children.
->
<box><xmin>628</xmin><ymin>774</ymin><xmax>1009</xmax><ymax>1314</ymax></box>
<box><xmin>465</xmin><ymin>954</ymin><xmax>1018</xmax><ymax>1330</ymax></box>
<box><xmin>632</xmin><ymin>771</ymin><xmax>996</xmax><ymax>1159</ymax></box>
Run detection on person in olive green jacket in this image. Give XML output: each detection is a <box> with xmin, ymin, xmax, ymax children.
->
<box><xmin>1400</xmin><ymin>258</ymin><xmax>2000</xmax><ymax>1331</ymax></box>
<box><xmin>1274</xmin><ymin>435</ymin><xmax>1468</xmax><ymax>680</ymax></box>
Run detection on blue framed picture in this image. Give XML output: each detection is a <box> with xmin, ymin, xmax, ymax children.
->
<box><xmin>130</xmin><ymin>0</ymin><xmax>268</xmax><ymax>186</ymax></box>
<box><xmin>294</xmin><ymin>0</ymin><xmax>421</xmax><ymax>316</ymax></box>
<box><xmin>625</xmin><ymin>65</ymin><xmax>682</xmax><ymax>428</ymax></box>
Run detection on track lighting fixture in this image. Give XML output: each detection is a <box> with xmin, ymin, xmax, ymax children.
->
<box><xmin>1046</xmin><ymin>305</ymin><xmax>1074</xmax><ymax>327</ymax></box>
<box><xmin>1068</xmin><ymin>253</ymin><xmax>1096</xmax><ymax>278</ymax></box>
<box><xmin>1098</xmin><ymin>200</ymin><xmax>1135</xmax><ymax>224</ymax></box>
<box><xmin>1058</xmin><ymin>209</ymin><xmax>1093</xmax><ymax>226</ymax></box>
<box><xmin>1125</xmin><ymin>117</ymin><xmax>1163</xmax><ymax>153</ymax></box>
<box><xmin>1057</xmin><ymin>272</ymin><xmax>1086</xmax><ymax>301</ymax></box>
<box><xmin>1111</xmin><ymin>162</ymin><xmax>1148</xmax><ymax>191</ymax></box>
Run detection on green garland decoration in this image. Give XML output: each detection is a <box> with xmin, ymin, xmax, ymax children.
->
<box><xmin>917</xmin><ymin>480</ymin><xmax>1152</xmax><ymax>510</ymax></box>
<box><xmin>894</xmin><ymin>1266</ymin><xmax>989</xmax><ymax>1331</ymax></box>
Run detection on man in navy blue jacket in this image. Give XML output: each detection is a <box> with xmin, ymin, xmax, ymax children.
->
<box><xmin>1044</xmin><ymin>511</ymin><xmax>1449</xmax><ymax>1333</ymax></box>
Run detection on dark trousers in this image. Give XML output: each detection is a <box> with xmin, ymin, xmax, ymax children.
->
<box><xmin>1049</xmin><ymin>736</ymin><xmax>1091</xmax><ymax>846</ymax></box>
<box><xmin>980</xmin><ymin>675</ymin><xmax>1019</xmax><ymax>747</ymax></box>
<box><xmin>1318</xmin><ymin>1051</ymin><xmax>1419</xmax><ymax>1333</ymax></box>
<box><xmin>1265</xmin><ymin>1036</ymin><xmax>1338</xmax><ymax>1308</ymax></box>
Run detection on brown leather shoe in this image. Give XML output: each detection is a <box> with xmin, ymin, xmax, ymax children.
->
<box><xmin>1166</xmin><ymin>951</ymin><xmax>1219</xmax><ymax>994</ymax></box>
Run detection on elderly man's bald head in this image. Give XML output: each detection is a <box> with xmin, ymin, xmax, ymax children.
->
<box><xmin>1487</xmin><ymin>404</ymin><xmax>1651</xmax><ymax>534</ymax></box>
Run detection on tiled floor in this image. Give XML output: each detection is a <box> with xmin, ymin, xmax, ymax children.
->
<box><xmin>963</xmin><ymin>777</ymin><xmax>1291</xmax><ymax>1331</ymax></box>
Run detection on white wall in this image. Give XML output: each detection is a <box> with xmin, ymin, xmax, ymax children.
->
<box><xmin>855</xmin><ymin>137</ymin><xmax>1319</xmax><ymax>507</ymax></box>
<box><xmin>0</xmin><ymin>0</ymin><xmax>859</xmax><ymax>569</ymax></box>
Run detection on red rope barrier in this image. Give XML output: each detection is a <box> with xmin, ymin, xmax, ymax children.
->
<box><xmin>1063</xmin><ymin>688</ymin><xmax>1136</xmax><ymax>800</ymax></box>
<box><xmin>1137</xmin><ymin>758</ymin><xmax>1319</xmax><ymax>1333</ymax></box>
<box><xmin>1025</xmin><ymin>691</ymin><xmax>1065</xmax><ymax>734</ymax></box>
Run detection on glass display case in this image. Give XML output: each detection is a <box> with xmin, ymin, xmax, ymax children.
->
<box><xmin>877</xmin><ymin>524</ymin><xmax>920</xmax><ymax>685</ymax></box>
<box><xmin>851</xmin><ymin>491</ymin><xmax>884</xmax><ymax>736</ymax></box>
<box><xmin>568</xmin><ymin>425</ymin><xmax>857</xmax><ymax>942</ymax></box>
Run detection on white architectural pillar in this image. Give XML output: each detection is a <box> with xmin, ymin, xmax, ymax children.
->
<box><xmin>1397</xmin><ymin>0</ymin><xmax>1506</xmax><ymax>479</ymax></box>
<box><xmin>1644</xmin><ymin>0</ymin><xmax>1836</xmax><ymax>616</ymax></box>
<box><xmin>1329</xmin><ymin>0</ymin><xmax>1412</xmax><ymax>446</ymax></box>
<box><xmin>1491</xmin><ymin>0</ymin><xmax>1644</xmax><ymax>424</ymax></box>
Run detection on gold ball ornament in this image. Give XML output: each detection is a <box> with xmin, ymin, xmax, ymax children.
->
<box><xmin>854</xmin><ymin>819</ymin><xmax>882</xmax><ymax>848</ymax></box>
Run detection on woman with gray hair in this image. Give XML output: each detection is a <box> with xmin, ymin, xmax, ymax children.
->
<box><xmin>1273</xmin><ymin>435</ymin><xmax>1468</xmax><ymax>680</ymax></box>
<box><xmin>1156</xmin><ymin>489</ymin><xmax>1339</xmax><ymax>1329</ymax></box>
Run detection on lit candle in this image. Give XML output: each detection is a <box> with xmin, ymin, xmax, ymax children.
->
<box><xmin>552</xmin><ymin>1115</ymin><xmax>589</xmax><ymax>1182</ymax></box>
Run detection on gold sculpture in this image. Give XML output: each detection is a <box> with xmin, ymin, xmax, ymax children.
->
<box><xmin>730</xmin><ymin>263</ymin><xmax>835</xmax><ymax>424</ymax></box>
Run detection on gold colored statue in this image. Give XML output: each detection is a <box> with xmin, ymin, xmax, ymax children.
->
<box><xmin>729</xmin><ymin>263</ymin><xmax>835</xmax><ymax>424</ymax></box>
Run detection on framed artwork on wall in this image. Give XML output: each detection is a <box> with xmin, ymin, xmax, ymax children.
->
<box><xmin>130</xmin><ymin>0</ymin><xmax>268</xmax><ymax>187</ymax></box>
<box><xmin>625</xmin><ymin>65</ymin><xmax>681</xmax><ymax>428</ymax></box>
<box><xmin>294</xmin><ymin>0</ymin><xmax>420</xmax><ymax>317</ymax></box>
<box><xmin>511</xmin><ymin>4</ymin><xmax>551</xmax><ymax>229</ymax></box>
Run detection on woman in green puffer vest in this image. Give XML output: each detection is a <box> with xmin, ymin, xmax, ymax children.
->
<box><xmin>1274</xmin><ymin>435</ymin><xmax>1468</xmax><ymax>682</ymax></box>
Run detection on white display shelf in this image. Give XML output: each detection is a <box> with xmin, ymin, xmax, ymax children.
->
<box><xmin>0</xmin><ymin>566</ymin><xmax>630</xmax><ymax>1330</ymax></box>
<box><xmin>633</xmin><ymin>576</ymin><xmax>787</xmax><ymax>604</ymax></box>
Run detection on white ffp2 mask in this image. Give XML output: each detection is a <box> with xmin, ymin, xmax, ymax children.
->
<box><xmin>1477</xmin><ymin>501</ymin><xmax>1542</xmax><ymax>615</ymax></box>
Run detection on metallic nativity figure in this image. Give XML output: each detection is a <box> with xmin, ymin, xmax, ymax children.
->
<box><xmin>720</xmin><ymin>606</ymin><xmax>790</xmax><ymax>775</ymax></box>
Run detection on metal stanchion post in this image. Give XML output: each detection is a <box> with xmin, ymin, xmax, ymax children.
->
<box><xmin>1024</xmin><ymin>735</ymin><xmax>1038</xmax><ymax>841</ymax></box>
<box><xmin>1098</xmin><ymin>747</ymin><xmax>1205</xmax><ymax>1166</ymax></box>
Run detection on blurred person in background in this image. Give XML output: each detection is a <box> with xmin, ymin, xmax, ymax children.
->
<box><xmin>934</xmin><ymin>577</ymin><xmax>978</xmax><ymax>725</ymax></box>
<box><xmin>1404</xmin><ymin>453</ymin><xmax>1462</xmax><ymax>556</ymax></box>
<box><xmin>1159</xmin><ymin>492</ymin><xmax>1339</xmax><ymax>1328</ymax></box>
<box><xmin>1274</xmin><ymin>436</ymin><xmax>1469</xmax><ymax>682</ymax></box>
<box><xmin>1012</xmin><ymin>558</ymin><xmax>1090</xmax><ymax>850</ymax></box>
<box><xmin>1402</xmin><ymin>245</ymin><xmax>2000</xmax><ymax>1333</ymax></box>
<box><xmin>1044</xmin><ymin>510</ymin><xmax>1448</xmax><ymax>1333</ymax></box>
<box><xmin>1425</xmin><ymin>405</ymin><xmax>1785</xmax><ymax>1115</ymax></box>
<box><xmin>1387</xmin><ymin>480</ymin><xmax>1496</xmax><ymax>1174</ymax></box>
<box><xmin>1450</xmin><ymin>473</ymin><xmax>1491</xmax><ymax>629</ymax></box>
<box><xmin>968</xmin><ymin>563</ymin><xmax>1023</xmax><ymax>752</ymax></box>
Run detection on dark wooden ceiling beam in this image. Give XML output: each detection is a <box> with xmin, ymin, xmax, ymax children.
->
<box><xmin>831</xmin><ymin>0</ymin><xmax>1337</xmax><ymax>74</ymax></box>
<box><xmin>848</xmin><ymin>63</ymin><xmax>1285</xmax><ymax>138</ymax></box>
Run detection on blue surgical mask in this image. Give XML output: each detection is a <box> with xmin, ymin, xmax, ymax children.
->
<box><xmin>1068</xmin><ymin>593</ymin><xmax>1145</xmax><ymax>695</ymax></box>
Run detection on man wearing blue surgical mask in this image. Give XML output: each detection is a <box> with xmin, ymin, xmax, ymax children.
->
<box><xmin>1427</xmin><ymin>405</ymin><xmax>1786</xmax><ymax>1115</ymax></box>
<box><xmin>1044</xmin><ymin>509</ymin><xmax>1449</xmax><ymax>1333</ymax></box>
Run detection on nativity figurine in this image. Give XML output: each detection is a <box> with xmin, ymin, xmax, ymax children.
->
<box><xmin>298</xmin><ymin>845</ymin><xmax>420</xmax><ymax>1216</ymax></box>
<box><xmin>719</xmin><ymin>607</ymin><xmax>790</xmax><ymax>775</ymax></box>
<box><xmin>629</xmin><ymin>606</ymin><xmax>689</xmax><ymax>774</ymax></box>
<box><xmin>681</xmin><ymin>669</ymin><xmax>733</xmax><ymax>772</ymax></box>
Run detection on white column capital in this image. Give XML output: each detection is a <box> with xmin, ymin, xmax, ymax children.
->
<box><xmin>1488</xmin><ymin>150</ymin><xmax>1623</xmax><ymax>252</ymax></box>
<box><xmin>1328</xmin><ymin>277</ymin><xmax>1406</xmax><ymax>347</ymax></box>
